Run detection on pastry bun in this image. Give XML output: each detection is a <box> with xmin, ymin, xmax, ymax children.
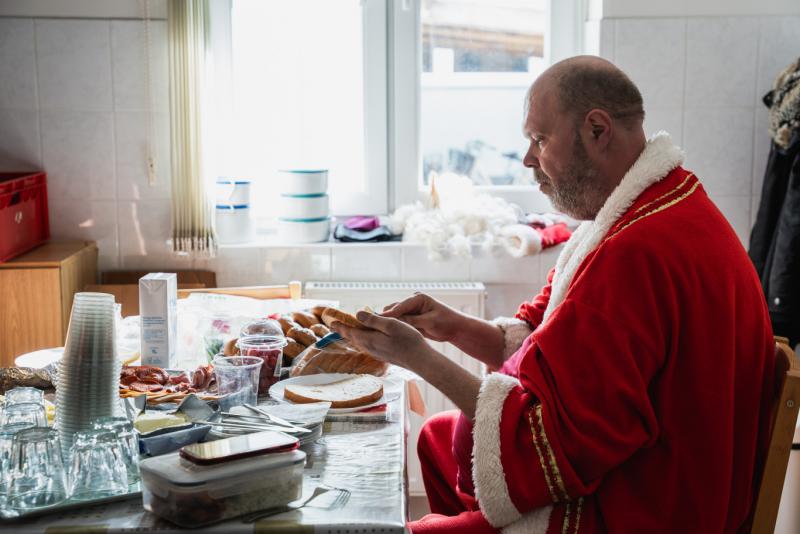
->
<box><xmin>291</xmin><ymin>311</ymin><xmax>319</xmax><ymax>328</ymax></box>
<box><xmin>283</xmin><ymin>338</ymin><xmax>305</xmax><ymax>360</ymax></box>
<box><xmin>278</xmin><ymin>316</ymin><xmax>301</xmax><ymax>335</ymax></box>
<box><xmin>309</xmin><ymin>324</ymin><xmax>330</xmax><ymax>337</ymax></box>
<box><xmin>286</xmin><ymin>327</ymin><xmax>318</xmax><ymax>347</ymax></box>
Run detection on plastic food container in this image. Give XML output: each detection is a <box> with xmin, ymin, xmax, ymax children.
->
<box><xmin>140</xmin><ymin>449</ymin><xmax>305</xmax><ymax>528</ymax></box>
<box><xmin>215</xmin><ymin>179</ymin><xmax>251</xmax><ymax>206</ymax></box>
<box><xmin>277</xmin><ymin>169</ymin><xmax>328</xmax><ymax>195</ymax></box>
<box><xmin>216</xmin><ymin>205</ymin><xmax>254</xmax><ymax>244</ymax></box>
<box><xmin>278</xmin><ymin>193</ymin><xmax>329</xmax><ymax>219</ymax></box>
<box><xmin>236</xmin><ymin>335</ymin><xmax>287</xmax><ymax>393</ymax></box>
<box><xmin>277</xmin><ymin>217</ymin><xmax>331</xmax><ymax>243</ymax></box>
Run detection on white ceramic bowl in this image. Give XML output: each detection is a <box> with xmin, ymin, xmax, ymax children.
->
<box><xmin>277</xmin><ymin>217</ymin><xmax>331</xmax><ymax>243</ymax></box>
<box><xmin>278</xmin><ymin>169</ymin><xmax>328</xmax><ymax>195</ymax></box>
<box><xmin>278</xmin><ymin>194</ymin><xmax>329</xmax><ymax>219</ymax></box>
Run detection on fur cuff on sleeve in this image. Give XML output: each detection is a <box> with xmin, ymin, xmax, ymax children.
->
<box><xmin>493</xmin><ymin>317</ymin><xmax>533</xmax><ymax>360</ymax></box>
<box><xmin>472</xmin><ymin>373</ymin><xmax>523</xmax><ymax>527</ymax></box>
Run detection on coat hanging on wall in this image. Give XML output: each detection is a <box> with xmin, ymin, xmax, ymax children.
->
<box><xmin>749</xmin><ymin>57</ymin><xmax>800</xmax><ymax>346</ymax></box>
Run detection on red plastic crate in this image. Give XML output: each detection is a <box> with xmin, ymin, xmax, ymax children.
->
<box><xmin>0</xmin><ymin>172</ymin><xmax>50</xmax><ymax>262</ymax></box>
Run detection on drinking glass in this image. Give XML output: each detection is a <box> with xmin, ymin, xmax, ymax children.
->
<box><xmin>212</xmin><ymin>355</ymin><xmax>264</xmax><ymax>406</ymax></box>
<box><xmin>5</xmin><ymin>387</ymin><xmax>44</xmax><ymax>407</ymax></box>
<box><xmin>0</xmin><ymin>423</ymin><xmax>36</xmax><ymax>510</ymax></box>
<box><xmin>0</xmin><ymin>402</ymin><xmax>47</xmax><ymax>428</ymax></box>
<box><xmin>6</xmin><ymin>427</ymin><xmax>67</xmax><ymax>509</ymax></box>
<box><xmin>68</xmin><ymin>429</ymin><xmax>127</xmax><ymax>500</ymax></box>
<box><xmin>92</xmin><ymin>416</ymin><xmax>140</xmax><ymax>484</ymax></box>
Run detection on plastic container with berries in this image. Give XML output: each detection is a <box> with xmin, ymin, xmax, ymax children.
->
<box><xmin>140</xmin><ymin>448</ymin><xmax>305</xmax><ymax>527</ymax></box>
<box><xmin>235</xmin><ymin>335</ymin><xmax>287</xmax><ymax>394</ymax></box>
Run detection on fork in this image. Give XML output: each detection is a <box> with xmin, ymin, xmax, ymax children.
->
<box><xmin>241</xmin><ymin>485</ymin><xmax>334</xmax><ymax>523</ymax></box>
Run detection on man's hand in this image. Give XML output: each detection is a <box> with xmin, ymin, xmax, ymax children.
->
<box><xmin>329</xmin><ymin>311</ymin><xmax>434</xmax><ymax>373</ymax></box>
<box><xmin>330</xmin><ymin>310</ymin><xmax>482</xmax><ymax>420</ymax></box>
<box><xmin>381</xmin><ymin>292</ymin><xmax>463</xmax><ymax>342</ymax></box>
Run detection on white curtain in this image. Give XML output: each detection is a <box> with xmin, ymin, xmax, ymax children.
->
<box><xmin>168</xmin><ymin>0</ymin><xmax>217</xmax><ymax>255</ymax></box>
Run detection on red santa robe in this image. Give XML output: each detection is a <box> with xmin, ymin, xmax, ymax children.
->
<box><xmin>412</xmin><ymin>133</ymin><xmax>776</xmax><ymax>534</ymax></box>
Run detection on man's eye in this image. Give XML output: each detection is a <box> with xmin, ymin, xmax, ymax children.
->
<box><xmin>533</xmin><ymin>137</ymin><xmax>544</xmax><ymax>148</ymax></box>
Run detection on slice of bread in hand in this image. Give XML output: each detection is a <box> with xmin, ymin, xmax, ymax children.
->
<box><xmin>283</xmin><ymin>374</ymin><xmax>384</xmax><ymax>409</ymax></box>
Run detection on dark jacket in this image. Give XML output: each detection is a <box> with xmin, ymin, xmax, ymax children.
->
<box><xmin>749</xmin><ymin>131</ymin><xmax>800</xmax><ymax>345</ymax></box>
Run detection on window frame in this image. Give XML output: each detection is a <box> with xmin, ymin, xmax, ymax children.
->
<box><xmin>389</xmin><ymin>0</ymin><xmax>585</xmax><ymax>213</ymax></box>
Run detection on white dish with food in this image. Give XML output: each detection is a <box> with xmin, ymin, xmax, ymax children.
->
<box><xmin>269</xmin><ymin>373</ymin><xmax>398</xmax><ymax>414</ymax></box>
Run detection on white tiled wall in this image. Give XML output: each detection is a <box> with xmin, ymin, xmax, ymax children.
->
<box><xmin>1</xmin><ymin>13</ymin><xmax>796</xmax><ymax>307</ymax></box>
<box><xmin>0</xmin><ymin>17</ymin><xmax>170</xmax><ymax>271</ymax></box>
<box><xmin>598</xmin><ymin>14</ymin><xmax>800</xmax><ymax>245</ymax></box>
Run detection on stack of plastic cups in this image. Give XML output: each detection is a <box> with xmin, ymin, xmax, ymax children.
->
<box><xmin>55</xmin><ymin>292</ymin><xmax>120</xmax><ymax>458</ymax></box>
<box><xmin>215</xmin><ymin>178</ymin><xmax>254</xmax><ymax>244</ymax></box>
<box><xmin>277</xmin><ymin>169</ymin><xmax>331</xmax><ymax>242</ymax></box>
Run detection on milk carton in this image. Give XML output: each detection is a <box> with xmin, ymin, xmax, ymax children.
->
<box><xmin>139</xmin><ymin>273</ymin><xmax>177</xmax><ymax>368</ymax></box>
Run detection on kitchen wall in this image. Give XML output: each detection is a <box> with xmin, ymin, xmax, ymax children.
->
<box><xmin>591</xmin><ymin>0</ymin><xmax>800</xmax><ymax>246</ymax></box>
<box><xmin>1</xmin><ymin>0</ymin><xmax>798</xmax><ymax>319</ymax></box>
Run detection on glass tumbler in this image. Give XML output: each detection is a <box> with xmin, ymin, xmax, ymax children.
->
<box><xmin>6</xmin><ymin>427</ymin><xmax>67</xmax><ymax>509</ymax></box>
<box><xmin>92</xmin><ymin>416</ymin><xmax>140</xmax><ymax>484</ymax></box>
<box><xmin>68</xmin><ymin>429</ymin><xmax>128</xmax><ymax>500</ymax></box>
<box><xmin>0</xmin><ymin>402</ymin><xmax>47</xmax><ymax>428</ymax></box>
<box><xmin>0</xmin><ymin>423</ymin><xmax>36</xmax><ymax>510</ymax></box>
<box><xmin>5</xmin><ymin>387</ymin><xmax>45</xmax><ymax>407</ymax></box>
<box><xmin>212</xmin><ymin>355</ymin><xmax>264</xmax><ymax>406</ymax></box>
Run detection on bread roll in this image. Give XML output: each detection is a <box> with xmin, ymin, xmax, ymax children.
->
<box><xmin>292</xmin><ymin>311</ymin><xmax>319</xmax><ymax>328</ymax></box>
<box><xmin>284</xmin><ymin>374</ymin><xmax>384</xmax><ymax>408</ymax></box>
<box><xmin>311</xmin><ymin>306</ymin><xmax>329</xmax><ymax>321</ymax></box>
<box><xmin>309</xmin><ymin>324</ymin><xmax>330</xmax><ymax>337</ymax></box>
<box><xmin>283</xmin><ymin>338</ymin><xmax>304</xmax><ymax>360</ymax></box>
<box><xmin>286</xmin><ymin>327</ymin><xmax>318</xmax><ymax>347</ymax></box>
<box><xmin>321</xmin><ymin>308</ymin><xmax>365</xmax><ymax>329</ymax></box>
<box><xmin>278</xmin><ymin>316</ymin><xmax>301</xmax><ymax>335</ymax></box>
<box><xmin>223</xmin><ymin>338</ymin><xmax>239</xmax><ymax>356</ymax></box>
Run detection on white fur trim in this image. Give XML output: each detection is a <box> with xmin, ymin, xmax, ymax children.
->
<box><xmin>492</xmin><ymin>317</ymin><xmax>533</xmax><ymax>360</ymax></box>
<box><xmin>473</xmin><ymin>373</ymin><xmax>523</xmax><ymax>527</ymax></box>
<box><xmin>502</xmin><ymin>506</ymin><xmax>553</xmax><ymax>534</ymax></box>
<box><xmin>501</xmin><ymin>224</ymin><xmax>543</xmax><ymax>257</ymax></box>
<box><xmin>542</xmin><ymin>132</ymin><xmax>684</xmax><ymax>323</ymax></box>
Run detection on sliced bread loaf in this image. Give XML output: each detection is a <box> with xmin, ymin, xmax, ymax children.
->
<box><xmin>283</xmin><ymin>374</ymin><xmax>384</xmax><ymax>408</ymax></box>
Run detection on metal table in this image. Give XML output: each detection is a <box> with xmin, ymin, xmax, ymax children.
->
<box><xmin>8</xmin><ymin>386</ymin><xmax>409</xmax><ymax>534</ymax></box>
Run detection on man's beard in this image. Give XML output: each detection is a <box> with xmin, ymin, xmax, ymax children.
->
<box><xmin>535</xmin><ymin>134</ymin><xmax>603</xmax><ymax>220</ymax></box>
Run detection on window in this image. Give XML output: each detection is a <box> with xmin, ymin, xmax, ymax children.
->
<box><xmin>210</xmin><ymin>0</ymin><xmax>387</xmax><ymax>224</ymax></box>
<box><xmin>211</xmin><ymin>0</ymin><xmax>582</xmax><ymax>226</ymax></box>
<box><xmin>420</xmin><ymin>0</ymin><xmax>546</xmax><ymax>190</ymax></box>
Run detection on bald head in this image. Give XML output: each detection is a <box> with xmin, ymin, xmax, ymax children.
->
<box><xmin>531</xmin><ymin>56</ymin><xmax>645</xmax><ymax>130</ymax></box>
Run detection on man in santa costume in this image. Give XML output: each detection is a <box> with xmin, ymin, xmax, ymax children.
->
<box><xmin>331</xmin><ymin>56</ymin><xmax>775</xmax><ymax>533</ymax></box>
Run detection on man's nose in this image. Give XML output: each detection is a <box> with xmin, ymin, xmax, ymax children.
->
<box><xmin>523</xmin><ymin>146</ymin><xmax>539</xmax><ymax>169</ymax></box>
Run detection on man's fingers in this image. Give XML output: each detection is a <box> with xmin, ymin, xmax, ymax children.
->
<box><xmin>381</xmin><ymin>293</ymin><xmax>426</xmax><ymax>318</ymax></box>
<box><xmin>356</xmin><ymin>311</ymin><xmax>395</xmax><ymax>334</ymax></box>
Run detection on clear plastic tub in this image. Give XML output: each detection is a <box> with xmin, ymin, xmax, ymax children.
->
<box><xmin>140</xmin><ymin>449</ymin><xmax>305</xmax><ymax>527</ymax></box>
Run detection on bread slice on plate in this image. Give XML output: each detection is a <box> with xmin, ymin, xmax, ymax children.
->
<box><xmin>283</xmin><ymin>374</ymin><xmax>384</xmax><ymax>409</ymax></box>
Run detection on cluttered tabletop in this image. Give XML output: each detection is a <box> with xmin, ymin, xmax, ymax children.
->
<box><xmin>0</xmin><ymin>287</ymin><xmax>415</xmax><ymax>533</ymax></box>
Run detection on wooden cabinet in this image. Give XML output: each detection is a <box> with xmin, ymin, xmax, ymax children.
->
<box><xmin>0</xmin><ymin>241</ymin><xmax>97</xmax><ymax>367</ymax></box>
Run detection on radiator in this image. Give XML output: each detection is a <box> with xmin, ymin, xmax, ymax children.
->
<box><xmin>304</xmin><ymin>281</ymin><xmax>487</xmax><ymax>496</ymax></box>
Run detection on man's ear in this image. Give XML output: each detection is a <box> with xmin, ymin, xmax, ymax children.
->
<box><xmin>584</xmin><ymin>109</ymin><xmax>612</xmax><ymax>149</ymax></box>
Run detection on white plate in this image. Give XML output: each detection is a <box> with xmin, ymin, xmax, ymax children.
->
<box><xmin>15</xmin><ymin>347</ymin><xmax>63</xmax><ymax>368</ymax></box>
<box><xmin>269</xmin><ymin>374</ymin><xmax>398</xmax><ymax>414</ymax></box>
